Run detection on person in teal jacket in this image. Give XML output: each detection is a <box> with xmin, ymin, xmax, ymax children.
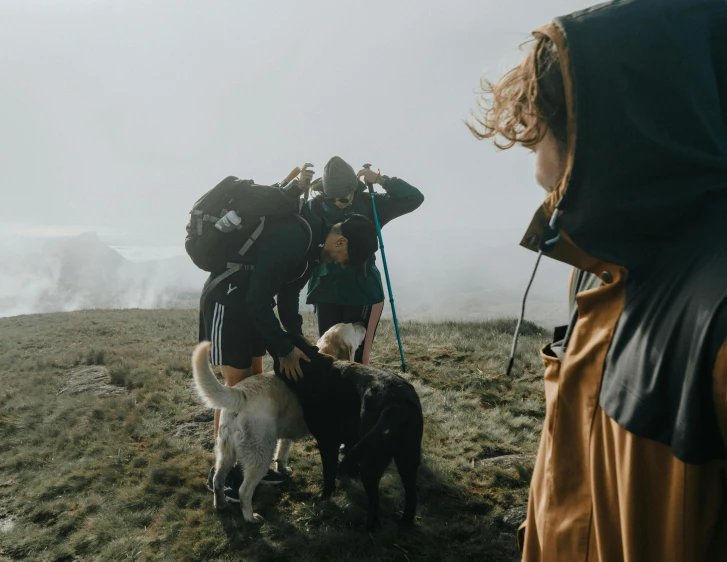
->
<box><xmin>307</xmin><ymin>156</ymin><xmax>424</xmax><ymax>364</ymax></box>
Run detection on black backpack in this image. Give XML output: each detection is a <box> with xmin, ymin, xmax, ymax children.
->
<box><xmin>185</xmin><ymin>176</ymin><xmax>312</xmax><ymax>300</ymax></box>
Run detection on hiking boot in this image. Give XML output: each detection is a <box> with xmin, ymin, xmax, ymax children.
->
<box><xmin>223</xmin><ymin>468</ymin><xmax>286</xmax><ymax>501</ymax></box>
<box><xmin>224</xmin><ymin>485</ymin><xmax>241</xmax><ymax>503</ymax></box>
<box><xmin>222</xmin><ymin>467</ymin><xmax>284</xmax><ymax>501</ymax></box>
<box><xmin>206</xmin><ymin>466</ymin><xmax>244</xmax><ymax>503</ymax></box>
<box><xmin>260</xmin><ymin>468</ymin><xmax>287</xmax><ymax>485</ymax></box>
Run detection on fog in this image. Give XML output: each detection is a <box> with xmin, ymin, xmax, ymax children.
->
<box><xmin>0</xmin><ymin>231</ymin><xmax>205</xmax><ymax>317</ymax></box>
<box><xmin>0</xmin><ymin>0</ymin><xmax>595</xmax><ymax>326</ymax></box>
<box><xmin>0</xmin><ymin>227</ymin><xmax>570</xmax><ymax>327</ymax></box>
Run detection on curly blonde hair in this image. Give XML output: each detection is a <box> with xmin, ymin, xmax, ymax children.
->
<box><xmin>469</xmin><ymin>33</ymin><xmax>567</xmax><ymax>150</ymax></box>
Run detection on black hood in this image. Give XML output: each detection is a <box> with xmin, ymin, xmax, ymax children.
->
<box><xmin>522</xmin><ymin>0</ymin><xmax>727</xmax><ymax>270</ymax></box>
<box><xmin>521</xmin><ymin>0</ymin><xmax>727</xmax><ymax>464</ymax></box>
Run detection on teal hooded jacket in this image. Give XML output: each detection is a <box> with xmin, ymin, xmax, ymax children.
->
<box><xmin>306</xmin><ymin>177</ymin><xmax>423</xmax><ymax>305</ymax></box>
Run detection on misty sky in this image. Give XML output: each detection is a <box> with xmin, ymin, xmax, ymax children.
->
<box><xmin>0</xmin><ymin>0</ymin><xmax>595</xmax><ymax>309</ymax></box>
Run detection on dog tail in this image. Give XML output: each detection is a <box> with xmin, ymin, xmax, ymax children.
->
<box><xmin>192</xmin><ymin>342</ymin><xmax>246</xmax><ymax>411</ymax></box>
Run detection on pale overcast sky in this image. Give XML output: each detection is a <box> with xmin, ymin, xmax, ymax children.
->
<box><xmin>0</xmin><ymin>0</ymin><xmax>601</xmax><ymax>321</ymax></box>
<box><xmin>1</xmin><ymin>0</ymin><xmax>594</xmax><ymax>243</ymax></box>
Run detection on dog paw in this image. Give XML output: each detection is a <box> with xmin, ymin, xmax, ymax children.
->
<box><xmin>277</xmin><ymin>465</ymin><xmax>293</xmax><ymax>477</ymax></box>
<box><xmin>246</xmin><ymin>513</ymin><xmax>265</xmax><ymax>525</ymax></box>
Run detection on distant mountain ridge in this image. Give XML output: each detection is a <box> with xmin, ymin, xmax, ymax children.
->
<box><xmin>0</xmin><ymin>232</ymin><xmax>571</xmax><ymax>326</ymax></box>
<box><xmin>0</xmin><ymin>232</ymin><xmax>204</xmax><ymax>317</ymax></box>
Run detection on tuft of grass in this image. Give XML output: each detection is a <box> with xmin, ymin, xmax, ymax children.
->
<box><xmin>84</xmin><ymin>348</ymin><xmax>107</xmax><ymax>365</ymax></box>
<box><xmin>0</xmin><ymin>309</ymin><xmax>549</xmax><ymax>561</ymax></box>
<box><xmin>109</xmin><ymin>360</ymin><xmax>136</xmax><ymax>388</ymax></box>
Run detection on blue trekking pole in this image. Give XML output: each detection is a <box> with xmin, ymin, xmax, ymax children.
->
<box><xmin>362</xmin><ymin>164</ymin><xmax>407</xmax><ymax>372</ymax></box>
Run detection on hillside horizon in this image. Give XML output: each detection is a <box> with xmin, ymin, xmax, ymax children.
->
<box><xmin>0</xmin><ymin>232</ymin><xmax>570</xmax><ymax>327</ymax></box>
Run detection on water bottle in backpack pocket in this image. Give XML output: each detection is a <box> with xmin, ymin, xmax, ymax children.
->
<box><xmin>215</xmin><ymin>210</ymin><xmax>242</xmax><ymax>233</ymax></box>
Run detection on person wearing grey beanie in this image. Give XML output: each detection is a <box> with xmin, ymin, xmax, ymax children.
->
<box><xmin>307</xmin><ymin>156</ymin><xmax>424</xmax><ymax>364</ymax></box>
<box><xmin>321</xmin><ymin>156</ymin><xmax>359</xmax><ymax>200</ymax></box>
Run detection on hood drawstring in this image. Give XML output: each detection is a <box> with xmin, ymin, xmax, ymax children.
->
<box><xmin>506</xmin><ymin>206</ymin><xmax>562</xmax><ymax>376</ymax></box>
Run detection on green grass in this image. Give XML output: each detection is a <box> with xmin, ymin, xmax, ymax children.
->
<box><xmin>0</xmin><ymin>309</ymin><xmax>549</xmax><ymax>562</ymax></box>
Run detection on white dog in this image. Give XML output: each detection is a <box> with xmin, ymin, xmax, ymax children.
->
<box><xmin>192</xmin><ymin>342</ymin><xmax>308</xmax><ymax>523</ymax></box>
<box><xmin>191</xmin><ymin>322</ymin><xmax>366</xmax><ymax>523</ymax></box>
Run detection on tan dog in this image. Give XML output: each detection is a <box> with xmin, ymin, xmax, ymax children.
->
<box><xmin>192</xmin><ymin>342</ymin><xmax>309</xmax><ymax>523</ymax></box>
<box><xmin>316</xmin><ymin>322</ymin><xmax>366</xmax><ymax>361</ymax></box>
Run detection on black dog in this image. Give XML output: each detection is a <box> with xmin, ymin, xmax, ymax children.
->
<box><xmin>335</xmin><ymin>361</ymin><xmax>423</xmax><ymax>530</ymax></box>
<box><xmin>273</xmin><ymin>334</ymin><xmax>424</xmax><ymax>530</ymax></box>
<box><xmin>271</xmin><ymin>336</ymin><xmax>361</xmax><ymax>500</ymax></box>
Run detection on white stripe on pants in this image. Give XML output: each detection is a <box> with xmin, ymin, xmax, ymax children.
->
<box><xmin>211</xmin><ymin>302</ymin><xmax>225</xmax><ymax>365</ymax></box>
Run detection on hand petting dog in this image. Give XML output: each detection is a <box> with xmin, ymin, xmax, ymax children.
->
<box><xmin>279</xmin><ymin>346</ymin><xmax>311</xmax><ymax>381</ymax></box>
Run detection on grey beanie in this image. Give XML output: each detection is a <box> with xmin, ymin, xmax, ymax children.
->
<box><xmin>322</xmin><ymin>156</ymin><xmax>357</xmax><ymax>198</ymax></box>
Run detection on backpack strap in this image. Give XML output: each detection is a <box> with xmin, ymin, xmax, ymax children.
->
<box><xmin>191</xmin><ymin>209</ymin><xmax>222</xmax><ymax>236</ymax></box>
<box><xmin>200</xmin><ymin>263</ymin><xmax>255</xmax><ymax>303</ymax></box>
<box><xmin>237</xmin><ymin>217</ymin><xmax>266</xmax><ymax>259</ymax></box>
<box><xmin>199</xmin><ymin>216</ymin><xmax>265</xmax><ymax>304</ymax></box>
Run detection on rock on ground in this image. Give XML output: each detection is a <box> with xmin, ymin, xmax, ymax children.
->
<box><xmin>58</xmin><ymin>366</ymin><xmax>127</xmax><ymax>397</ymax></box>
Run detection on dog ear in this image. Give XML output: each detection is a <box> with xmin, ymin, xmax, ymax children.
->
<box><xmin>325</xmin><ymin>332</ymin><xmax>349</xmax><ymax>361</ymax></box>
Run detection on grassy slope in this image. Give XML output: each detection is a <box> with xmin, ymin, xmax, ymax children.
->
<box><xmin>0</xmin><ymin>310</ymin><xmax>549</xmax><ymax>562</ymax></box>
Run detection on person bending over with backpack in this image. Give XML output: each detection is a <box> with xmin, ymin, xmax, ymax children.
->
<box><xmin>307</xmin><ymin>156</ymin><xmax>423</xmax><ymax>364</ymax></box>
<box><xmin>190</xmin><ymin>166</ymin><xmax>379</xmax><ymax>498</ymax></box>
